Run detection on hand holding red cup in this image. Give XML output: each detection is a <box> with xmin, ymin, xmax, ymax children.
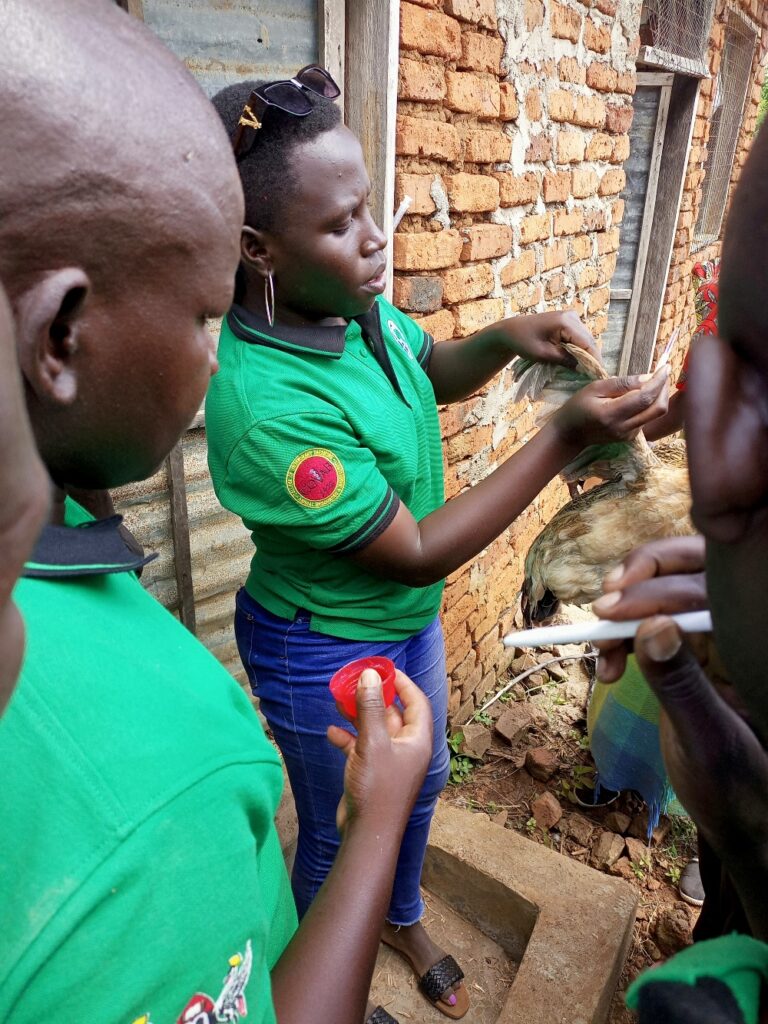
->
<box><xmin>329</xmin><ymin>656</ymin><xmax>397</xmax><ymax>719</ymax></box>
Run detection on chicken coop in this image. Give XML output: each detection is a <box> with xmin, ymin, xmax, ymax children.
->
<box><xmin>111</xmin><ymin>0</ymin><xmax>768</xmax><ymax>715</ymax></box>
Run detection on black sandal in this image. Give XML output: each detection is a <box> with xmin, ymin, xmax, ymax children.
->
<box><xmin>366</xmin><ymin>1007</ymin><xmax>399</xmax><ymax>1024</ymax></box>
<box><xmin>418</xmin><ymin>954</ymin><xmax>469</xmax><ymax>1019</ymax></box>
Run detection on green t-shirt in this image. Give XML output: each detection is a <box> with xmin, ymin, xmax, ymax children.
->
<box><xmin>206</xmin><ymin>296</ymin><xmax>445</xmax><ymax>641</ymax></box>
<box><xmin>0</xmin><ymin>500</ymin><xmax>297</xmax><ymax>1024</ymax></box>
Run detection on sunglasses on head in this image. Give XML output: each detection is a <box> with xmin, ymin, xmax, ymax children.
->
<box><xmin>232</xmin><ymin>64</ymin><xmax>341</xmax><ymax>158</ymax></box>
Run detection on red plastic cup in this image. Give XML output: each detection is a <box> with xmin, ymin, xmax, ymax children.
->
<box><xmin>329</xmin><ymin>656</ymin><xmax>397</xmax><ymax>719</ymax></box>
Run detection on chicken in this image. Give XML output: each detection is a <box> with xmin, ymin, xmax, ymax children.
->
<box><xmin>517</xmin><ymin>344</ymin><xmax>694</xmax><ymax>626</ymax></box>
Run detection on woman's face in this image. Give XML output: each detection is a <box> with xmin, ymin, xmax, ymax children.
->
<box><xmin>260</xmin><ymin>124</ymin><xmax>388</xmax><ymax>321</ymax></box>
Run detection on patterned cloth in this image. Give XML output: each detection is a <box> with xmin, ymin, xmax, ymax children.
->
<box><xmin>588</xmin><ymin>657</ymin><xmax>679</xmax><ymax>829</ymax></box>
<box><xmin>676</xmin><ymin>259</ymin><xmax>720</xmax><ymax>391</ymax></box>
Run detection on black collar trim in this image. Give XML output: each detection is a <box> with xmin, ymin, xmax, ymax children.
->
<box><xmin>352</xmin><ymin>308</ymin><xmax>410</xmax><ymax>407</ymax></box>
<box><xmin>23</xmin><ymin>516</ymin><xmax>157</xmax><ymax>579</ymax></box>
<box><xmin>228</xmin><ymin>300</ymin><xmax>411</xmax><ymax>406</ymax></box>
<box><xmin>227</xmin><ymin>305</ymin><xmax>346</xmax><ymax>357</ymax></box>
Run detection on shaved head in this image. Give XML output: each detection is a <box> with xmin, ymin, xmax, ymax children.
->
<box><xmin>0</xmin><ymin>0</ymin><xmax>245</xmax><ymax>488</ymax></box>
<box><xmin>0</xmin><ymin>0</ymin><xmax>242</xmax><ymax>295</ymax></box>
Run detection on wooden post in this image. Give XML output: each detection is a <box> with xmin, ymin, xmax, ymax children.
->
<box><xmin>617</xmin><ymin>73</ymin><xmax>673</xmax><ymax>376</ymax></box>
<box><xmin>344</xmin><ymin>0</ymin><xmax>399</xmax><ymax>300</ymax></box>
<box><xmin>318</xmin><ymin>0</ymin><xmax>345</xmax><ymax>118</ymax></box>
<box><xmin>115</xmin><ymin>0</ymin><xmax>144</xmax><ymax>19</ymax></box>
<box><xmin>628</xmin><ymin>75</ymin><xmax>700</xmax><ymax>375</ymax></box>
<box><xmin>166</xmin><ymin>442</ymin><xmax>197</xmax><ymax>635</ymax></box>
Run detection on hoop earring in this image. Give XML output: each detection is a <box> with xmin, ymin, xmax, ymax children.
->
<box><xmin>265</xmin><ymin>272</ymin><xmax>275</xmax><ymax>327</ymax></box>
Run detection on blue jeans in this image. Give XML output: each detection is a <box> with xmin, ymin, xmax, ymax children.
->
<box><xmin>235</xmin><ymin>589</ymin><xmax>450</xmax><ymax>925</ymax></box>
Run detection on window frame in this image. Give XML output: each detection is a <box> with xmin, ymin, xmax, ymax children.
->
<box><xmin>612</xmin><ymin>72</ymin><xmax>674</xmax><ymax>376</ymax></box>
<box><xmin>637</xmin><ymin>0</ymin><xmax>717</xmax><ymax>79</ymax></box>
<box><xmin>693</xmin><ymin>7</ymin><xmax>758</xmax><ymax>249</ymax></box>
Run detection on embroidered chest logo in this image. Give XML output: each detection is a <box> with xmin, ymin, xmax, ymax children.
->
<box><xmin>131</xmin><ymin>939</ymin><xmax>253</xmax><ymax>1024</ymax></box>
<box><xmin>387</xmin><ymin>319</ymin><xmax>413</xmax><ymax>359</ymax></box>
<box><xmin>286</xmin><ymin>448</ymin><xmax>345</xmax><ymax>508</ymax></box>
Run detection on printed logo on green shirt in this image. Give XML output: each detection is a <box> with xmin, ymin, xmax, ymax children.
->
<box><xmin>131</xmin><ymin>939</ymin><xmax>253</xmax><ymax>1024</ymax></box>
<box><xmin>387</xmin><ymin>318</ymin><xmax>413</xmax><ymax>359</ymax></box>
<box><xmin>286</xmin><ymin>448</ymin><xmax>346</xmax><ymax>508</ymax></box>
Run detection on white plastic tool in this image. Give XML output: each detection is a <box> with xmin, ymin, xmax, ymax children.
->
<box><xmin>502</xmin><ymin>610</ymin><xmax>712</xmax><ymax>649</ymax></box>
<box><xmin>656</xmin><ymin>326</ymin><xmax>680</xmax><ymax>370</ymax></box>
<box><xmin>392</xmin><ymin>195</ymin><xmax>412</xmax><ymax>233</ymax></box>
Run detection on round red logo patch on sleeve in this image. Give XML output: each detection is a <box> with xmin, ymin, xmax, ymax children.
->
<box><xmin>286</xmin><ymin>448</ymin><xmax>346</xmax><ymax>508</ymax></box>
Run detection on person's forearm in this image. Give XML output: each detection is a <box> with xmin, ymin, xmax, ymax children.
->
<box><xmin>714</xmin><ymin>831</ymin><xmax>768</xmax><ymax>943</ymax></box>
<box><xmin>643</xmin><ymin>391</ymin><xmax>684</xmax><ymax>442</ymax></box>
<box><xmin>355</xmin><ymin>421</ymin><xmax>578</xmax><ymax>588</ymax></box>
<box><xmin>412</xmin><ymin>422</ymin><xmax>577</xmax><ymax>582</ymax></box>
<box><xmin>271</xmin><ymin>819</ymin><xmax>402</xmax><ymax>1024</ymax></box>
<box><xmin>426</xmin><ymin>311</ymin><xmax>597</xmax><ymax>404</ymax></box>
<box><xmin>427</xmin><ymin>325</ymin><xmax>514</xmax><ymax>404</ymax></box>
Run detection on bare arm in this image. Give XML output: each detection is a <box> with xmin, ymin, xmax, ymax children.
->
<box><xmin>633</xmin><ymin>620</ymin><xmax>768</xmax><ymax>943</ymax></box>
<box><xmin>353</xmin><ymin>370</ymin><xmax>669</xmax><ymax>587</ymax></box>
<box><xmin>643</xmin><ymin>389</ymin><xmax>684</xmax><ymax>442</ymax></box>
<box><xmin>271</xmin><ymin>671</ymin><xmax>432</xmax><ymax>1024</ymax></box>
<box><xmin>427</xmin><ymin>310</ymin><xmax>599</xmax><ymax>404</ymax></box>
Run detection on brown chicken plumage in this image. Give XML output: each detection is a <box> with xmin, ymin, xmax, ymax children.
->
<box><xmin>519</xmin><ymin>347</ymin><xmax>694</xmax><ymax>625</ymax></box>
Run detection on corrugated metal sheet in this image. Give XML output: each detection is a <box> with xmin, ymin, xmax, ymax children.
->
<box><xmin>113</xmin><ymin>426</ymin><xmax>254</xmax><ymax>685</ymax></box>
<box><xmin>141</xmin><ymin>0</ymin><xmax>318</xmax><ymax>96</ymax></box>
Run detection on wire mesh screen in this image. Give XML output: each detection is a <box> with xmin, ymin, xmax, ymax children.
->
<box><xmin>640</xmin><ymin>0</ymin><xmax>717</xmax><ymax>74</ymax></box>
<box><xmin>694</xmin><ymin>12</ymin><xmax>757</xmax><ymax>245</ymax></box>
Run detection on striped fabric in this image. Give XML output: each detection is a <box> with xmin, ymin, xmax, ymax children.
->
<box><xmin>588</xmin><ymin>656</ymin><xmax>685</xmax><ymax>832</ymax></box>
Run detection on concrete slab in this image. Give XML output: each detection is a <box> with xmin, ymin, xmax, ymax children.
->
<box><xmin>419</xmin><ymin>802</ymin><xmax>637</xmax><ymax>1024</ymax></box>
<box><xmin>275</xmin><ymin>790</ymin><xmax>636</xmax><ymax>1023</ymax></box>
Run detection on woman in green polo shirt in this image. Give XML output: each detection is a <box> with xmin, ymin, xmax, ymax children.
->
<box><xmin>207</xmin><ymin>70</ymin><xmax>669</xmax><ymax>1022</ymax></box>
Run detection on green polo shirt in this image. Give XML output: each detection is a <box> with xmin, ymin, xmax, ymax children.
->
<box><xmin>206</xmin><ymin>295</ymin><xmax>445</xmax><ymax>641</ymax></box>
<box><xmin>0</xmin><ymin>500</ymin><xmax>296</xmax><ymax>1024</ymax></box>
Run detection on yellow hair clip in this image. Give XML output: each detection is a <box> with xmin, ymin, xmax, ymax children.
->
<box><xmin>238</xmin><ymin>104</ymin><xmax>262</xmax><ymax>131</ymax></box>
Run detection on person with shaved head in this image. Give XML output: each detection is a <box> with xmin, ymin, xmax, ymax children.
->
<box><xmin>0</xmin><ymin>3</ymin><xmax>433</xmax><ymax>1023</ymax></box>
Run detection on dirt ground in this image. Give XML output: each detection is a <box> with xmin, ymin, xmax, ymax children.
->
<box><xmin>441</xmin><ymin>628</ymin><xmax>699</xmax><ymax>1024</ymax></box>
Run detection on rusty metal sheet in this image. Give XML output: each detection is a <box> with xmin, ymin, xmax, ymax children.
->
<box><xmin>113</xmin><ymin>426</ymin><xmax>253</xmax><ymax>686</ymax></box>
<box><xmin>141</xmin><ymin>0</ymin><xmax>318</xmax><ymax>96</ymax></box>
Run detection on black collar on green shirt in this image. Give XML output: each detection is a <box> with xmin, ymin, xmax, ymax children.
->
<box><xmin>227</xmin><ymin>303</ymin><xmax>410</xmax><ymax>406</ymax></box>
<box><xmin>227</xmin><ymin>305</ymin><xmax>347</xmax><ymax>357</ymax></box>
<box><xmin>23</xmin><ymin>516</ymin><xmax>157</xmax><ymax>579</ymax></box>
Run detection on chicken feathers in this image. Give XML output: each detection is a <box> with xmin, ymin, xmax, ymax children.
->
<box><xmin>518</xmin><ymin>343</ymin><xmax>693</xmax><ymax>626</ymax></box>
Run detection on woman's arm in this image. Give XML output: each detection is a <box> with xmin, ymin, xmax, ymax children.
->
<box><xmin>352</xmin><ymin>370</ymin><xmax>669</xmax><ymax>587</ymax></box>
<box><xmin>426</xmin><ymin>310</ymin><xmax>599</xmax><ymax>404</ymax></box>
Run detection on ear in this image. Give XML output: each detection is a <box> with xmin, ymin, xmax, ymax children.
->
<box><xmin>240</xmin><ymin>226</ymin><xmax>273</xmax><ymax>279</ymax></box>
<box><xmin>13</xmin><ymin>268</ymin><xmax>90</xmax><ymax>407</ymax></box>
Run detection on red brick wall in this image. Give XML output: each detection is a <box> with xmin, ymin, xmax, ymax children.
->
<box><xmin>393</xmin><ymin>0</ymin><xmax>768</xmax><ymax>723</ymax></box>
<box><xmin>655</xmin><ymin>0</ymin><xmax>768</xmax><ymax>383</ymax></box>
